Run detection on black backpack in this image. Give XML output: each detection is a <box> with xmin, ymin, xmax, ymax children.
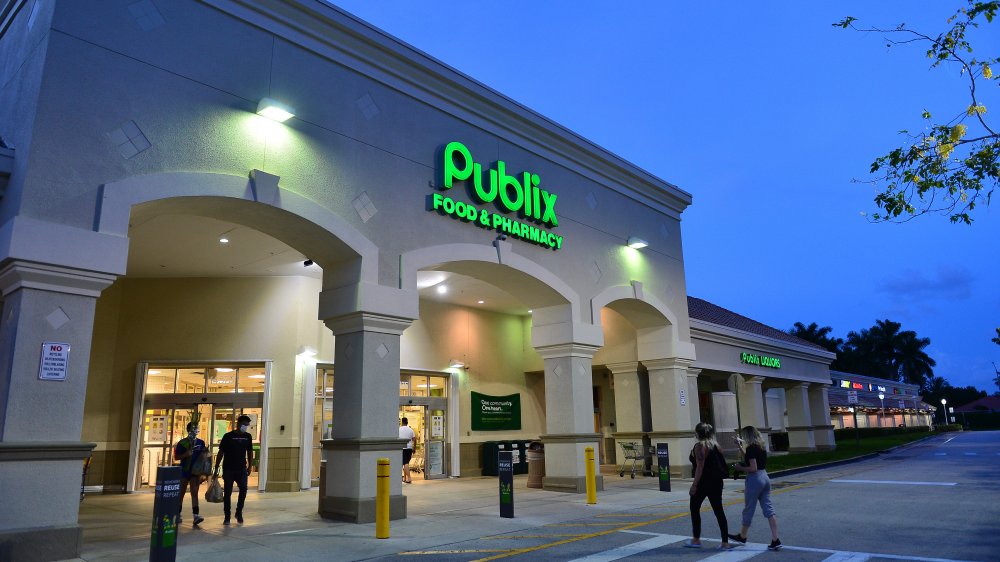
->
<box><xmin>692</xmin><ymin>445</ymin><xmax>729</xmax><ymax>479</ymax></box>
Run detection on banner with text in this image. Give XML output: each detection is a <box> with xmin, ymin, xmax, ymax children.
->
<box><xmin>471</xmin><ymin>392</ymin><xmax>521</xmax><ymax>431</ymax></box>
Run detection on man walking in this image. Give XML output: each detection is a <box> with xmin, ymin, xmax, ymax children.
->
<box><xmin>214</xmin><ymin>414</ymin><xmax>254</xmax><ymax>525</ymax></box>
<box><xmin>399</xmin><ymin>417</ymin><xmax>415</xmax><ymax>484</ymax></box>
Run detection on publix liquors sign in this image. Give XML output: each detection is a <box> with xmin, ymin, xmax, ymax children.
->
<box><xmin>428</xmin><ymin>141</ymin><xmax>563</xmax><ymax>250</ymax></box>
<box><xmin>740</xmin><ymin>352</ymin><xmax>781</xmax><ymax>369</ymax></box>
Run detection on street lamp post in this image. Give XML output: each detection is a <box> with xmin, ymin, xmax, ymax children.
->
<box><xmin>878</xmin><ymin>392</ymin><xmax>885</xmax><ymax>429</ymax></box>
<box><xmin>940</xmin><ymin>398</ymin><xmax>947</xmax><ymax>427</ymax></box>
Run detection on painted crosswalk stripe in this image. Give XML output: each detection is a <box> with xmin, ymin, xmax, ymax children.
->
<box><xmin>567</xmin><ymin>533</ymin><xmax>687</xmax><ymax>561</ymax></box>
<box><xmin>698</xmin><ymin>547</ymin><xmax>764</xmax><ymax>561</ymax></box>
<box><xmin>830</xmin><ymin>479</ymin><xmax>956</xmax><ymax>486</ymax></box>
<box><xmin>963</xmin><ymin>452</ymin><xmax>977</xmax><ymax>456</ymax></box>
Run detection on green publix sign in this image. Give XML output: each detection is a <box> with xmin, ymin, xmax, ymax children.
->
<box><xmin>428</xmin><ymin>141</ymin><xmax>564</xmax><ymax>250</ymax></box>
<box><xmin>740</xmin><ymin>352</ymin><xmax>781</xmax><ymax>369</ymax></box>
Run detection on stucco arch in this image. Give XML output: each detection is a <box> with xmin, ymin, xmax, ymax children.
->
<box><xmin>590</xmin><ymin>282</ymin><xmax>688</xmax><ymax>361</ymax></box>
<box><xmin>97</xmin><ymin>171</ymin><xmax>379</xmax><ymax>288</ymax></box>
<box><xmin>400</xmin><ymin>242</ymin><xmax>602</xmax><ymax>348</ymax></box>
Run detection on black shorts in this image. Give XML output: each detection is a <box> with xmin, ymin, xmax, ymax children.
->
<box><xmin>403</xmin><ymin>448</ymin><xmax>413</xmax><ymax>465</ymax></box>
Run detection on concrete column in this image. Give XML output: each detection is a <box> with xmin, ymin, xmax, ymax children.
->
<box><xmin>319</xmin><ymin>312</ymin><xmax>412</xmax><ymax>523</ymax></box>
<box><xmin>644</xmin><ymin>358</ymin><xmax>696</xmax><ymax>478</ymax></box>
<box><xmin>809</xmin><ymin>384</ymin><xmax>836</xmax><ymax>451</ymax></box>
<box><xmin>606</xmin><ymin>361</ymin><xmax>643</xmax><ymax>458</ymax></box>
<box><xmin>686</xmin><ymin>368</ymin><xmax>702</xmax><ymax>427</ymax></box>
<box><xmin>785</xmin><ymin>383</ymin><xmax>816</xmax><ymax>453</ymax></box>
<box><xmin>0</xmin><ymin>261</ymin><xmax>115</xmax><ymax>560</ymax></box>
<box><xmin>537</xmin><ymin>343</ymin><xmax>603</xmax><ymax>493</ymax></box>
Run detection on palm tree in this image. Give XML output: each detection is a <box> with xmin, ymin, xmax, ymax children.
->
<box><xmin>868</xmin><ymin>319</ymin><xmax>905</xmax><ymax>380</ymax></box>
<box><xmin>788</xmin><ymin>322</ymin><xmax>843</xmax><ymax>354</ymax></box>
<box><xmin>895</xmin><ymin>331</ymin><xmax>935</xmax><ymax>388</ymax></box>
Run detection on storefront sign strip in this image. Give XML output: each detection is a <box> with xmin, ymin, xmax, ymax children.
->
<box><xmin>471</xmin><ymin>391</ymin><xmax>521</xmax><ymax>431</ymax></box>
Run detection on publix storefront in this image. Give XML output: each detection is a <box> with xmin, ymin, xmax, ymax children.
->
<box><xmin>0</xmin><ymin>1</ymin><xmax>836</xmax><ymax>558</ymax></box>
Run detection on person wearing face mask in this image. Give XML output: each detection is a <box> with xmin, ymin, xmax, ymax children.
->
<box><xmin>173</xmin><ymin>421</ymin><xmax>207</xmax><ymax>526</ymax></box>
<box><xmin>214</xmin><ymin>414</ymin><xmax>255</xmax><ymax>525</ymax></box>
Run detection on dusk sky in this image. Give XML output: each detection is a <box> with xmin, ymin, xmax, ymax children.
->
<box><xmin>332</xmin><ymin>1</ymin><xmax>1000</xmax><ymax>393</ymax></box>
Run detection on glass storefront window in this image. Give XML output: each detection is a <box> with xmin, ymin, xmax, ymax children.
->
<box><xmin>177</xmin><ymin>369</ymin><xmax>206</xmax><ymax>393</ymax></box>
<box><xmin>144</xmin><ymin>369</ymin><xmax>176</xmax><ymax>393</ymax></box>
<box><xmin>206</xmin><ymin>367</ymin><xmax>236</xmax><ymax>394</ymax></box>
<box><xmin>399</xmin><ymin>375</ymin><xmax>410</xmax><ymax>396</ymax></box>
<box><xmin>426</xmin><ymin>376</ymin><xmax>447</xmax><ymax>397</ymax></box>
<box><xmin>410</xmin><ymin>376</ymin><xmax>429</xmax><ymax>397</ymax></box>
<box><xmin>239</xmin><ymin>367</ymin><xmax>266</xmax><ymax>393</ymax></box>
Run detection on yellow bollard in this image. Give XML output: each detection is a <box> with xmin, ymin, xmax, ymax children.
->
<box><xmin>585</xmin><ymin>446</ymin><xmax>597</xmax><ymax>505</ymax></box>
<box><xmin>376</xmin><ymin>457</ymin><xmax>390</xmax><ymax>538</ymax></box>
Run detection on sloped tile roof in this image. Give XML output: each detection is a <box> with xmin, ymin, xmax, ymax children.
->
<box><xmin>954</xmin><ymin>396</ymin><xmax>1000</xmax><ymax>412</ymax></box>
<box><xmin>687</xmin><ymin>296</ymin><xmax>829</xmax><ymax>352</ymax></box>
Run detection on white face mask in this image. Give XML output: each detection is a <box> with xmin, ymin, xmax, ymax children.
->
<box><xmin>239</xmin><ymin>424</ymin><xmax>250</xmax><ymax>432</ymax></box>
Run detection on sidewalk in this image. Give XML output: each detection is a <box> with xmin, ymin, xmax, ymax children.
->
<box><xmin>72</xmin><ymin>468</ymin><xmax>702</xmax><ymax>561</ymax></box>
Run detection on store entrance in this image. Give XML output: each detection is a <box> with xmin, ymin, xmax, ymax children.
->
<box><xmin>131</xmin><ymin>364</ymin><xmax>267</xmax><ymax>491</ymax></box>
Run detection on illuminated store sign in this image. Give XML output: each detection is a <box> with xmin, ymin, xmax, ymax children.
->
<box><xmin>838</xmin><ymin>379</ymin><xmax>896</xmax><ymax>394</ymax></box>
<box><xmin>429</xmin><ymin>141</ymin><xmax>563</xmax><ymax>250</ymax></box>
<box><xmin>740</xmin><ymin>352</ymin><xmax>781</xmax><ymax>369</ymax></box>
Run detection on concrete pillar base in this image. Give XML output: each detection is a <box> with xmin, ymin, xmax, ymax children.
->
<box><xmin>647</xmin><ymin>431</ymin><xmax>695</xmax><ymax>478</ymax></box>
<box><xmin>787</xmin><ymin>425</ymin><xmax>817</xmax><ymax>452</ymax></box>
<box><xmin>542</xmin><ymin>475</ymin><xmax>604</xmax><ymax>493</ymax></box>
<box><xmin>319</xmin><ymin>494</ymin><xmax>407</xmax><ymax>523</ymax></box>
<box><xmin>0</xmin><ymin>525</ymin><xmax>82</xmax><ymax>562</ymax></box>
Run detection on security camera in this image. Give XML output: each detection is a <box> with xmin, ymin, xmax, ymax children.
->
<box><xmin>303</xmin><ymin>259</ymin><xmax>314</xmax><ymax>267</ymax></box>
<box><xmin>496</xmin><ymin>234</ymin><xmax>507</xmax><ymax>241</ymax></box>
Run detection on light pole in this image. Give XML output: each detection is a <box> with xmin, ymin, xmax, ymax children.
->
<box><xmin>878</xmin><ymin>392</ymin><xmax>885</xmax><ymax>428</ymax></box>
<box><xmin>940</xmin><ymin>398</ymin><xmax>947</xmax><ymax>426</ymax></box>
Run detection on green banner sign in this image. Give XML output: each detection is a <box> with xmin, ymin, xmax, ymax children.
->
<box><xmin>471</xmin><ymin>392</ymin><xmax>521</xmax><ymax>431</ymax></box>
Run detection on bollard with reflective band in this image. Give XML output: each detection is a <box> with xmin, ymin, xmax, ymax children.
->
<box><xmin>585</xmin><ymin>446</ymin><xmax>597</xmax><ymax>505</ymax></box>
<box><xmin>376</xmin><ymin>458</ymin><xmax>390</xmax><ymax>539</ymax></box>
<box><xmin>150</xmin><ymin>465</ymin><xmax>182</xmax><ymax>562</ymax></box>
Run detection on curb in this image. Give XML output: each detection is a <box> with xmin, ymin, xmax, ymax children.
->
<box><xmin>769</xmin><ymin>433</ymin><xmax>939</xmax><ymax>479</ymax></box>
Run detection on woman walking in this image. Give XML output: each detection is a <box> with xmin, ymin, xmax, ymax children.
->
<box><xmin>685</xmin><ymin>422</ymin><xmax>734</xmax><ymax>549</ymax></box>
<box><xmin>729</xmin><ymin>425</ymin><xmax>781</xmax><ymax>550</ymax></box>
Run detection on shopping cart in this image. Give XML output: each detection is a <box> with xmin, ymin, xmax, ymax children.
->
<box><xmin>617</xmin><ymin>441</ymin><xmax>652</xmax><ymax>478</ymax></box>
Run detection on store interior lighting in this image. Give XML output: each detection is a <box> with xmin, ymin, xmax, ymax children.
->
<box><xmin>257</xmin><ymin>97</ymin><xmax>296</xmax><ymax>122</ymax></box>
<box><xmin>626</xmin><ymin>236</ymin><xmax>648</xmax><ymax>249</ymax></box>
<box><xmin>449</xmin><ymin>359</ymin><xmax>466</xmax><ymax>369</ymax></box>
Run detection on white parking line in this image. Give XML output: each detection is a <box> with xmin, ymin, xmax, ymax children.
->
<box><xmin>963</xmin><ymin>452</ymin><xmax>977</xmax><ymax>456</ymax></box>
<box><xmin>934</xmin><ymin>452</ymin><xmax>947</xmax><ymax>456</ymax></box>
<box><xmin>567</xmin><ymin>533</ymin><xmax>687</xmax><ymax>561</ymax></box>
<box><xmin>822</xmin><ymin>552</ymin><xmax>871</xmax><ymax>561</ymax></box>
<box><xmin>830</xmin><ymin>479</ymin><xmax>956</xmax><ymax>486</ymax></box>
<box><xmin>268</xmin><ymin>528</ymin><xmax>319</xmax><ymax>535</ymax></box>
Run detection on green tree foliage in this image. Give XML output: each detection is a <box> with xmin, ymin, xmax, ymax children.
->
<box><xmin>922</xmin><ymin>375</ymin><xmax>987</xmax><ymax>408</ymax></box>
<box><xmin>836</xmin><ymin>1</ymin><xmax>1000</xmax><ymax>225</ymax></box>
<box><xmin>993</xmin><ymin>327</ymin><xmax>1000</xmax><ymax>345</ymax></box>
<box><xmin>788</xmin><ymin>321</ymin><xmax>844</xmax><ymax>354</ymax></box>
<box><xmin>837</xmin><ymin>319</ymin><xmax>936</xmax><ymax>387</ymax></box>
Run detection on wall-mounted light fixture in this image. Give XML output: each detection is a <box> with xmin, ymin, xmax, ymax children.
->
<box><xmin>257</xmin><ymin>97</ymin><xmax>296</xmax><ymax>122</ymax></box>
<box><xmin>449</xmin><ymin>359</ymin><xmax>466</xmax><ymax>369</ymax></box>
<box><xmin>626</xmin><ymin>236</ymin><xmax>648</xmax><ymax>250</ymax></box>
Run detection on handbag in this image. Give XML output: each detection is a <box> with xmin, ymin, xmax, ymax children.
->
<box><xmin>204</xmin><ymin>477</ymin><xmax>224</xmax><ymax>503</ymax></box>
<box><xmin>191</xmin><ymin>451</ymin><xmax>213</xmax><ymax>476</ymax></box>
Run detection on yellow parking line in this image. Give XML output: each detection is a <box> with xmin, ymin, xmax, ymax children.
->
<box><xmin>481</xmin><ymin>534</ymin><xmax>587</xmax><ymax>539</ymax></box>
<box><xmin>401</xmin><ymin>549</ymin><xmax>513</xmax><ymax>555</ymax></box>
<box><xmin>545</xmin><ymin>522</ymin><xmax>629</xmax><ymax>527</ymax></box>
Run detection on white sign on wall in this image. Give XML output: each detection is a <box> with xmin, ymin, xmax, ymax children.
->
<box><xmin>899</xmin><ymin>401</ymin><xmax>905</xmax><ymax>408</ymax></box>
<box><xmin>427</xmin><ymin>440</ymin><xmax>443</xmax><ymax>475</ymax></box>
<box><xmin>38</xmin><ymin>342</ymin><xmax>70</xmax><ymax>381</ymax></box>
<box><xmin>148</xmin><ymin>415</ymin><xmax>168</xmax><ymax>442</ymax></box>
<box><xmin>847</xmin><ymin>391</ymin><xmax>858</xmax><ymax>404</ymax></box>
<box><xmin>679</xmin><ymin>389</ymin><xmax>687</xmax><ymax>406</ymax></box>
<box><xmin>431</xmin><ymin>415</ymin><xmax>444</xmax><ymax>438</ymax></box>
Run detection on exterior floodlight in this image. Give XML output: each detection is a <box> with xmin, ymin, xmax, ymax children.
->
<box><xmin>626</xmin><ymin>237</ymin><xmax>648</xmax><ymax>249</ymax></box>
<box><xmin>449</xmin><ymin>359</ymin><xmax>466</xmax><ymax>369</ymax></box>
<box><xmin>257</xmin><ymin>97</ymin><xmax>295</xmax><ymax>122</ymax></box>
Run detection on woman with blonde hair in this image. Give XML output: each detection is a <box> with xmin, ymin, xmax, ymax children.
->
<box><xmin>729</xmin><ymin>425</ymin><xmax>781</xmax><ymax>550</ymax></box>
<box><xmin>684</xmin><ymin>422</ymin><xmax>734</xmax><ymax>549</ymax></box>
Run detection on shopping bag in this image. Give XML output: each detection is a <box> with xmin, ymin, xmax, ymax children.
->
<box><xmin>204</xmin><ymin>477</ymin><xmax>224</xmax><ymax>503</ymax></box>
